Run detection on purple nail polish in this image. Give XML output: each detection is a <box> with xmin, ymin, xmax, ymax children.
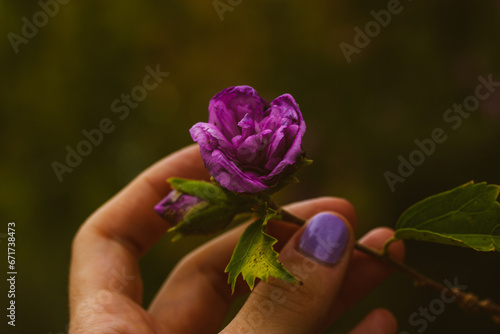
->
<box><xmin>299</xmin><ymin>213</ymin><xmax>349</xmax><ymax>265</ymax></box>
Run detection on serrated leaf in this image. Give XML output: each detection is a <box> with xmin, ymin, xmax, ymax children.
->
<box><xmin>225</xmin><ymin>209</ymin><xmax>299</xmax><ymax>292</ymax></box>
<box><xmin>394</xmin><ymin>182</ymin><xmax>500</xmax><ymax>251</ymax></box>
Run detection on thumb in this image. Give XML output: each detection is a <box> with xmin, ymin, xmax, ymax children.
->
<box><xmin>222</xmin><ymin>212</ymin><xmax>354</xmax><ymax>334</ymax></box>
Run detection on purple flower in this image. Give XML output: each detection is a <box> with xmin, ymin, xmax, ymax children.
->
<box><xmin>154</xmin><ymin>190</ymin><xmax>205</xmax><ymax>226</ymax></box>
<box><xmin>190</xmin><ymin>86</ymin><xmax>306</xmax><ymax>193</ymax></box>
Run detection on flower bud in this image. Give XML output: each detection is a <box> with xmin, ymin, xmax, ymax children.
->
<box><xmin>154</xmin><ymin>190</ymin><xmax>205</xmax><ymax>226</ymax></box>
<box><xmin>189</xmin><ymin>85</ymin><xmax>306</xmax><ymax>194</ymax></box>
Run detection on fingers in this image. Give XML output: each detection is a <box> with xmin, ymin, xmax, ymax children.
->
<box><xmin>81</xmin><ymin>144</ymin><xmax>209</xmax><ymax>259</ymax></box>
<box><xmin>148</xmin><ymin>223</ymin><xmax>247</xmax><ymax>334</ymax></box>
<box><xmin>222</xmin><ymin>223</ymin><xmax>404</xmax><ymax>334</ymax></box>
<box><xmin>148</xmin><ymin>197</ymin><xmax>354</xmax><ymax>334</ymax></box>
<box><xmin>69</xmin><ymin>137</ymin><xmax>404</xmax><ymax>334</ymax></box>
<box><xmin>69</xmin><ymin>145</ymin><xmax>208</xmax><ymax>327</ymax></box>
<box><xmin>329</xmin><ymin>227</ymin><xmax>405</xmax><ymax>321</ymax></box>
<box><xmin>348</xmin><ymin>309</ymin><xmax>398</xmax><ymax>334</ymax></box>
<box><xmin>222</xmin><ymin>212</ymin><xmax>356</xmax><ymax>334</ymax></box>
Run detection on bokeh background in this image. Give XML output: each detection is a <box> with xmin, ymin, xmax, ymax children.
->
<box><xmin>1</xmin><ymin>0</ymin><xmax>500</xmax><ymax>333</ymax></box>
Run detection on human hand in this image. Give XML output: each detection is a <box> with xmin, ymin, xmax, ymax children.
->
<box><xmin>69</xmin><ymin>144</ymin><xmax>405</xmax><ymax>334</ymax></box>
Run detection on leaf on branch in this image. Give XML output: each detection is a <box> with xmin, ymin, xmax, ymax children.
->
<box><xmin>168</xmin><ymin>178</ymin><xmax>228</xmax><ymax>203</ymax></box>
<box><xmin>225</xmin><ymin>209</ymin><xmax>299</xmax><ymax>292</ymax></box>
<box><xmin>394</xmin><ymin>181</ymin><xmax>500</xmax><ymax>251</ymax></box>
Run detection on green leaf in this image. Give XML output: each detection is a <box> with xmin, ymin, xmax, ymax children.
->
<box><xmin>394</xmin><ymin>182</ymin><xmax>500</xmax><ymax>251</ymax></box>
<box><xmin>168</xmin><ymin>178</ymin><xmax>227</xmax><ymax>203</ymax></box>
<box><xmin>168</xmin><ymin>177</ymin><xmax>262</xmax><ymax>206</ymax></box>
<box><xmin>225</xmin><ymin>209</ymin><xmax>299</xmax><ymax>292</ymax></box>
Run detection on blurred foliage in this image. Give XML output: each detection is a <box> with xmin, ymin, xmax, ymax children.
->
<box><xmin>1</xmin><ymin>0</ymin><xmax>500</xmax><ymax>333</ymax></box>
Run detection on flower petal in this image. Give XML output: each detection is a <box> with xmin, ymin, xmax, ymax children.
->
<box><xmin>238</xmin><ymin>113</ymin><xmax>256</xmax><ymax>139</ymax></box>
<box><xmin>208</xmin><ymin>150</ymin><xmax>269</xmax><ymax>193</ymax></box>
<box><xmin>208</xmin><ymin>86</ymin><xmax>269</xmax><ymax>139</ymax></box>
<box><xmin>189</xmin><ymin>122</ymin><xmax>235</xmax><ymax>156</ymax></box>
<box><xmin>263</xmin><ymin>94</ymin><xmax>306</xmax><ymax>183</ymax></box>
<box><xmin>265</xmin><ymin>127</ymin><xmax>286</xmax><ymax>170</ymax></box>
<box><xmin>237</xmin><ymin>129</ymin><xmax>273</xmax><ymax>167</ymax></box>
<box><xmin>265</xmin><ymin>122</ymin><xmax>305</xmax><ymax>183</ymax></box>
<box><xmin>270</xmin><ymin>94</ymin><xmax>301</xmax><ymax>123</ymax></box>
<box><xmin>259</xmin><ymin>107</ymin><xmax>282</xmax><ymax>132</ymax></box>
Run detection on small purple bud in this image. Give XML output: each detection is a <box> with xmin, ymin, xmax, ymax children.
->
<box><xmin>154</xmin><ymin>190</ymin><xmax>204</xmax><ymax>226</ymax></box>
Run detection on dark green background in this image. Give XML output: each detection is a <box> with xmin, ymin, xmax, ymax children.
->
<box><xmin>1</xmin><ymin>0</ymin><xmax>500</xmax><ymax>333</ymax></box>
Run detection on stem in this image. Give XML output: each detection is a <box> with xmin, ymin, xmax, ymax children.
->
<box><xmin>382</xmin><ymin>236</ymin><xmax>397</xmax><ymax>255</ymax></box>
<box><xmin>271</xmin><ymin>201</ymin><xmax>305</xmax><ymax>226</ymax></box>
<box><xmin>276</xmin><ymin>207</ymin><xmax>500</xmax><ymax>324</ymax></box>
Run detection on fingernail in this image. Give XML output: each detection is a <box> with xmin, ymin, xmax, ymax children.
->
<box><xmin>298</xmin><ymin>213</ymin><xmax>349</xmax><ymax>265</ymax></box>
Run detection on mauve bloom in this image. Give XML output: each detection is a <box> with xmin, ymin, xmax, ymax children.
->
<box><xmin>154</xmin><ymin>190</ymin><xmax>205</xmax><ymax>226</ymax></box>
<box><xmin>189</xmin><ymin>86</ymin><xmax>306</xmax><ymax>193</ymax></box>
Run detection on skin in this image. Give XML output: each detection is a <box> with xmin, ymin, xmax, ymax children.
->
<box><xmin>69</xmin><ymin>144</ymin><xmax>405</xmax><ymax>334</ymax></box>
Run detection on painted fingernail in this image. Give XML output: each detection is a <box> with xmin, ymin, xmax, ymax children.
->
<box><xmin>298</xmin><ymin>213</ymin><xmax>349</xmax><ymax>265</ymax></box>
